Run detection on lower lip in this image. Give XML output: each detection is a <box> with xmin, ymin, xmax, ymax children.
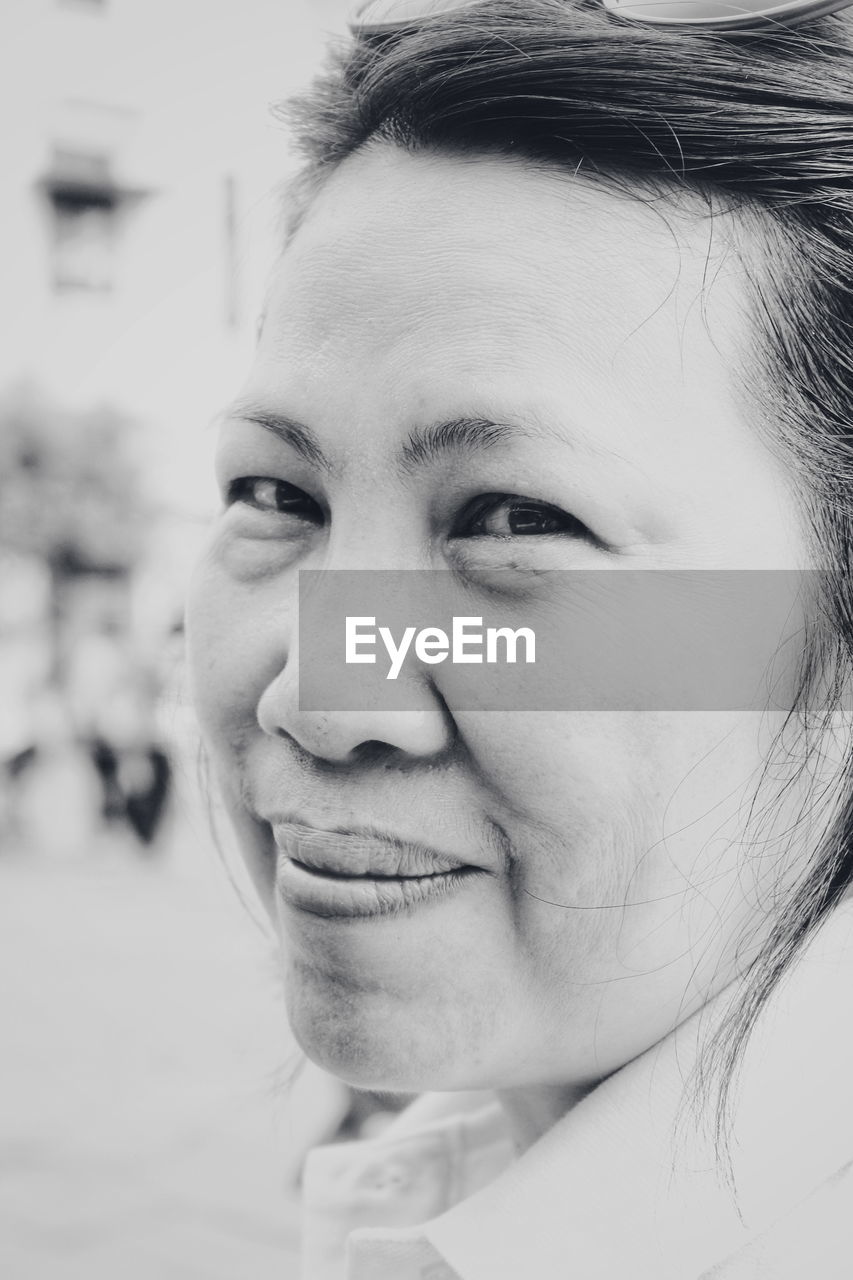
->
<box><xmin>276</xmin><ymin>857</ymin><xmax>481</xmax><ymax>919</ymax></box>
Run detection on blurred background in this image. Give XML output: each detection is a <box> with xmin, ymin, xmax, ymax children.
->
<box><xmin>0</xmin><ymin>2</ymin><xmax>377</xmax><ymax>1276</ymax></box>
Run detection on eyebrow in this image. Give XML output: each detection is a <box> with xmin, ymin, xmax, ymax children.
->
<box><xmin>398</xmin><ymin>417</ymin><xmax>524</xmax><ymax>472</ymax></box>
<box><xmin>222</xmin><ymin>403</ymin><xmax>332</xmax><ymax>471</ymax></box>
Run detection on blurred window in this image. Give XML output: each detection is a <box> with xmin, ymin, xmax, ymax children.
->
<box><xmin>43</xmin><ymin>149</ymin><xmax>117</xmax><ymax>293</ymax></box>
<box><xmin>52</xmin><ymin>198</ymin><xmax>115</xmax><ymax>292</ymax></box>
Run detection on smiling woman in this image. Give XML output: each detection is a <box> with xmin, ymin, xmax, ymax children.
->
<box><xmin>185</xmin><ymin>2</ymin><xmax>853</xmax><ymax>1277</ymax></box>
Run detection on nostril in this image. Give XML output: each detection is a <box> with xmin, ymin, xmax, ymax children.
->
<box><xmin>352</xmin><ymin>739</ymin><xmax>406</xmax><ymax>766</ymax></box>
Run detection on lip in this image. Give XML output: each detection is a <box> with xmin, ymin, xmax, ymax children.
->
<box><xmin>272</xmin><ymin>822</ymin><xmax>484</xmax><ymax>919</ymax></box>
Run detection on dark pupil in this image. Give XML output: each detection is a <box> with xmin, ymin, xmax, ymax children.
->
<box><xmin>276</xmin><ymin>482</ymin><xmax>307</xmax><ymax>510</ymax></box>
<box><xmin>507</xmin><ymin>503</ymin><xmax>561</xmax><ymax>535</ymax></box>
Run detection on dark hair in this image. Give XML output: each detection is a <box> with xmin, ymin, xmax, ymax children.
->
<box><xmin>279</xmin><ymin>0</ymin><xmax>853</xmax><ymax>1156</ymax></box>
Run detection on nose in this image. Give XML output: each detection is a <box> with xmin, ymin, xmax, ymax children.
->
<box><xmin>256</xmin><ymin>628</ymin><xmax>455</xmax><ymax>764</ymax></box>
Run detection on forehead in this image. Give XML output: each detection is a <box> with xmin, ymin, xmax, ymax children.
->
<box><xmin>253</xmin><ymin>145</ymin><xmax>750</xmax><ymax>440</ymax></box>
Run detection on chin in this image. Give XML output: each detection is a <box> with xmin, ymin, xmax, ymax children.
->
<box><xmin>283</xmin><ymin>961</ymin><xmax>488</xmax><ymax>1094</ymax></box>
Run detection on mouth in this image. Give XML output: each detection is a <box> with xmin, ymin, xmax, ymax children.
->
<box><xmin>271</xmin><ymin>822</ymin><xmax>485</xmax><ymax>919</ymax></box>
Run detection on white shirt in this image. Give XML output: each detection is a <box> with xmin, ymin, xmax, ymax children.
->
<box><xmin>300</xmin><ymin>901</ymin><xmax>853</xmax><ymax>1279</ymax></box>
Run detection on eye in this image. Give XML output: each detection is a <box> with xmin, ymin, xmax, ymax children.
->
<box><xmin>453</xmin><ymin>493</ymin><xmax>594</xmax><ymax>540</ymax></box>
<box><xmin>227</xmin><ymin>476</ymin><xmax>324</xmax><ymax>525</ymax></box>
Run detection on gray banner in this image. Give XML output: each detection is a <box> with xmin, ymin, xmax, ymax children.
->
<box><xmin>297</xmin><ymin>569</ymin><xmax>822</xmax><ymax>712</ymax></box>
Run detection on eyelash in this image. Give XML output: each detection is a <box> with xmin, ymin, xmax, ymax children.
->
<box><xmin>227</xmin><ymin>478</ymin><xmax>595</xmax><ymax>542</ymax></box>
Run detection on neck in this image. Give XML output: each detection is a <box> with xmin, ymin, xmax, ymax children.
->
<box><xmin>496</xmin><ymin>1082</ymin><xmax>593</xmax><ymax>1155</ymax></box>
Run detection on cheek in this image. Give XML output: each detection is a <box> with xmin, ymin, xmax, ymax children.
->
<box><xmin>185</xmin><ymin>549</ymin><xmax>277</xmax><ymax>754</ymax></box>
<box><xmin>460</xmin><ymin>711</ymin><xmax>663</xmax><ymax>896</ymax></box>
<box><xmin>459</xmin><ymin>711</ymin><xmax>772</xmax><ymax>956</ymax></box>
<box><xmin>185</xmin><ymin>551</ymin><xmax>288</xmax><ymax>904</ymax></box>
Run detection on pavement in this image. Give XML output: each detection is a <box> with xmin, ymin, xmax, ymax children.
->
<box><xmin>0</xmin><ymin>756</ymin><xmax>350</xmax><ymax>1280</ymax></box>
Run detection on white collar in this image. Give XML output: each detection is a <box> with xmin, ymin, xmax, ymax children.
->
<box><xmin>303</xmin><ymin>899</ymin><xmax>853</xmax><ymax>1280</ymax></box>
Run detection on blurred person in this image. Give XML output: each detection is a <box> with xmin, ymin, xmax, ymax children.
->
<box><xmin>0</xmin><ymin>652</ymin><xmax>40</xmax><ymax>849</ymax></box>
<box><xmin>0</xmin><ymin>553</ymin><xmax>52</xmax><ymax>849</ymax></box>
<box><xmin>186</xmin><ymin>2</ymin><xmax>853</xmax><ymax>1277</ymax></box>
<box><xmin>68</xmin><ymin>617</ymin><xmax>173</xmax><ymax>851</ymax></box>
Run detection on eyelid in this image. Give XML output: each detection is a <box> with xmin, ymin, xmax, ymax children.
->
<box><xmin>214</xmin><ymin>423</ymin><xmax>325</xmax><ymax>499</ymax></box>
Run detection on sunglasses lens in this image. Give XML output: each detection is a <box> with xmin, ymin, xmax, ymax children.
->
<box><xmin>350</xmin><ymin>0</ymin><xmax>482</xmax><ymax>33</ymax></box>
<box><xmin>352</xmin><ymin>0</ymin><xmax>853</xmax><ymax>29</ymax></box>
<box><xmin>603</xmin><ymin>0</ymin><xmax>851</xmax><ymax>23</ymax></box>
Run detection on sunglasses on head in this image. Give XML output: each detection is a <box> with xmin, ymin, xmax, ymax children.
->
<box><xmin>350</xmin><ymin>0</ymin><xmax>853</xmax><ymax>34</ymax></box>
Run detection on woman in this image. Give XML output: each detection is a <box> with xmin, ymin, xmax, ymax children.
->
<box><xmin>186</xmin><ymin>1</ymin><xmax>853</xmax><ymax>1275</ymax></box>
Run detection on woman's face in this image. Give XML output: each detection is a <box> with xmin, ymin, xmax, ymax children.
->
<box><xmin>187</xmin><ymin>146</ymin><xmax>815</xmax><ymax>1100</ymax></box>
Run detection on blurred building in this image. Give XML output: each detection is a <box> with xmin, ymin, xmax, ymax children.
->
<box><xmin>0</xmin><ymin>15</ymin><xmax>364</xmax><ymax>1277</ymax></box>
<box><xmin>0</xmin><ymin>0</ymin><xmax>350</xmax><ymax>846</ymax></box>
